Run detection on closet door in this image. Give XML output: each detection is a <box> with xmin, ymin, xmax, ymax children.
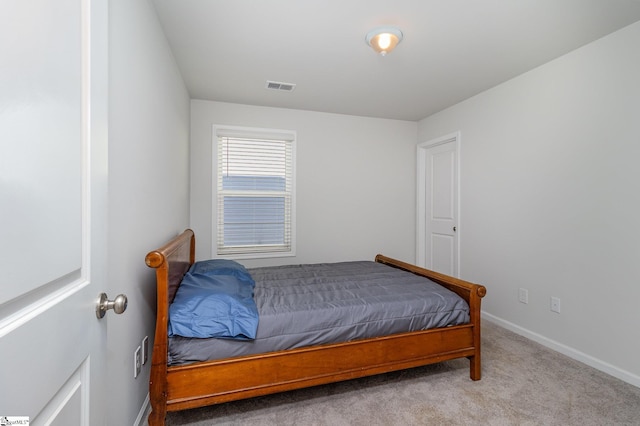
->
<box><xmin>417</xmin><ymin>133</ymin><xmax>460</xmax><ymax>276</ymax></box>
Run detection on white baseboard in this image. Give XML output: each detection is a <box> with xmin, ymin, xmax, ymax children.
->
<box><xmin>134</xmin><ymin>393</ymin><xmax>151</xmax><ymax>426</ymax></box>
<box><xmin>482</xmin><ymin>311</ymin><xmax>640</xmax><ymax>389</ymax></box>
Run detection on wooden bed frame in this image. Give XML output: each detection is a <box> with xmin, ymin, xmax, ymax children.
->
<box><xmin>145</xmin><ymin>229</ymin><xmax>486</xmax><ymax>426</ymax></box>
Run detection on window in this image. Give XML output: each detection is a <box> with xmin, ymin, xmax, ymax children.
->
<box><xmin>214</xmin><ymin>126</ymin><xmax>295</xmax><ymax>258</ymax></box>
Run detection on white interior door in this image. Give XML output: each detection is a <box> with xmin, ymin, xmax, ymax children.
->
<box><xmin>417</xmin><ymin>133</ymin><xmax>460</xmax><ymax>276</ymax></box>
<box><xmin>0</xmin><ymin>1</ymin><xmax>109</xmax><ymax>424</ymax></box>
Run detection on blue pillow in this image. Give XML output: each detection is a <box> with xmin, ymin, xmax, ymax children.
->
<box><xmin>189</xmin><ymin>259</ymin><xmax>255</xmax><ymax>286</ymax></box>
<box><xmin>169</xmin><ymin>271</ymin><xmax>258</xmax><ymax>339</ymax></box>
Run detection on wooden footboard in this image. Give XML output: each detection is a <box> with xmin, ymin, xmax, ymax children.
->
<box><xmin>375</xmin><ymin>254</ymin><xmax>487</xmax><ymax>380</ymax></box>
<box><xmin>145</xmin><ymin>230</ymin><xmax>486</xmax><ymax>426</ymax></box>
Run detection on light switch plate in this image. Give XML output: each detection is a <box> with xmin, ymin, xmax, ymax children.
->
<box><xmin>134</xmin><ymin>346</ymin><xmax>142</xmax><ymax>378</ymax></box>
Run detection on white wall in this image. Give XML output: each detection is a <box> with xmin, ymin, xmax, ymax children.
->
<box><xmin>109</xmin><ymin>0</ymin><xmax>190</xmax><ymax>424</ymax></box>
<box><xmin>418</xmin><ymin>22</ymin><xmax>640</xmax><ymax>386</ymax></box>
<box><xmin>190</xmin><ymin>100</ymin><xmax>418</xmax><ymax>268</ymax></box>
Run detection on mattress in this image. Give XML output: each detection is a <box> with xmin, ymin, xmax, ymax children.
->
<box><xmin>168</xmin><ymin>260</ymin><xmax>470</xmax><ymax>365</ymax></box>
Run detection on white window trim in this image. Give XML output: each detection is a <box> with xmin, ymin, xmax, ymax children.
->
<box><xmin>212</xmin><ymin>124</ymin><xmax>296</xmax><ymax>260</ymax></box>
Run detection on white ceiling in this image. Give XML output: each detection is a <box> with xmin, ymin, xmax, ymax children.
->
<box><xmin>151</xmin><ymin>0</ymin><xmax>640</xmax><ymax>121</ymax></box>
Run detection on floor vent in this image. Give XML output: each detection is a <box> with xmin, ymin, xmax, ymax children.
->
<box><xmin>266</xmin><ymin>80</ymin><xmax>296</xmax><ymax>92</ymax></box>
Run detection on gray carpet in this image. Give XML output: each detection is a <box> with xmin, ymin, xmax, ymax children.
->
<box><xmin>164</xmin><ymin>321</ymin><xmax>640</xmax><ymax>425</ymax></box>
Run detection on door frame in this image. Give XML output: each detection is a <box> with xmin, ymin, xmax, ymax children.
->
<box><xmin>416</xmin><ymin>131</ymin><xmax>461</xmax><ymax>276</ymax></box>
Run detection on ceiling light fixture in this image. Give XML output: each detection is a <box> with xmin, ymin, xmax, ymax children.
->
<box><xmin>365</xmin><ymin>26</ymin><xmax>403</xmax><ymax>56</ymax></box>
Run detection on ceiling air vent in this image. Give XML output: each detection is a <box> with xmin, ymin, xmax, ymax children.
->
<box><xmin>266</xmin><ymin>80</ymin><xmax>296</xmax><ymax>92</ymax></box>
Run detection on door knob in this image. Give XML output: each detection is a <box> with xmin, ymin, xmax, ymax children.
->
<box><xmin>96</xmin><ymin>293</ymin><xmax>128</xmax><ymax>319</ymax></box>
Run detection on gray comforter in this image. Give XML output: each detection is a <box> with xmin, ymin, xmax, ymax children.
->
<box><xmin>168</xmin><ymin>261</ymin><xmax>469</xmax><ymax>365</ymax></box>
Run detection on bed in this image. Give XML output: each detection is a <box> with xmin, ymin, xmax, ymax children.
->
<box><xmin>145</xmin><ymin>229</ymin><xmax>486</xmax><ymax>426</ymax></box>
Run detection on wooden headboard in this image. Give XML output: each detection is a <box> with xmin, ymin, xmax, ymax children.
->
<box><xmin>144</xmin><ymin>228</ymin><xmax>195</xmax><ymax>403</ymax></box>
<box><xmin>145</xmin><ymin>229</ymin><xmax>195</xmax><ymax>303</ymax></box>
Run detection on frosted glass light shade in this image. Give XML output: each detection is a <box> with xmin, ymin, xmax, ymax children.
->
<box><xmin>365</xmin><ymin>27</ymin><xmax>403</xmax><ymax>56</ymax></box>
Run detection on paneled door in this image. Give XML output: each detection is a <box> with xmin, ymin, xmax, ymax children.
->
<box><xmin>0</xmin><ymin>1</ymin><xmax>109</xmax><ymax>424</ymax></box>
<box><xmin>417</xmin><ymin>133</ymin><xmax>460</xmax><ymax>276</ymax></box>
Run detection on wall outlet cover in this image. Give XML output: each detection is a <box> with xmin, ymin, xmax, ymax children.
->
<box><xmin>142</xmin><ymin>336</ymin><xmax>149</xmax><ymax>365</ymax></box>
<box><xmin>518</xmin><ymin>288</ymin><xmax>529</xmax><ymax>304</ymax></box>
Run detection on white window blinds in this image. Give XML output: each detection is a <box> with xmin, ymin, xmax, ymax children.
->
<box><xmin>216</xmin><ymin>132</ymin><xmax>295</xmax><ymax>257</ymax></box>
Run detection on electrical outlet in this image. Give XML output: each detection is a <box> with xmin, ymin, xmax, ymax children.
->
<box><xmin>134</xmin><ymin>346</ymin><xmax>142</xmax><ymax>378</ymax></box>
<box><xmin>518</xmin><ymin>288</ymin><xmax>529</xmax><ymax>304</ymax></box>
<box><xmin>551</xmin><ymin>297</ymin><xmax>561</xmax><ymax>314</ymax></box>
<box><xmin>142</xmin><ymin>336</ymin><xmax>149</xmax><ymax>365</ymax></box>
